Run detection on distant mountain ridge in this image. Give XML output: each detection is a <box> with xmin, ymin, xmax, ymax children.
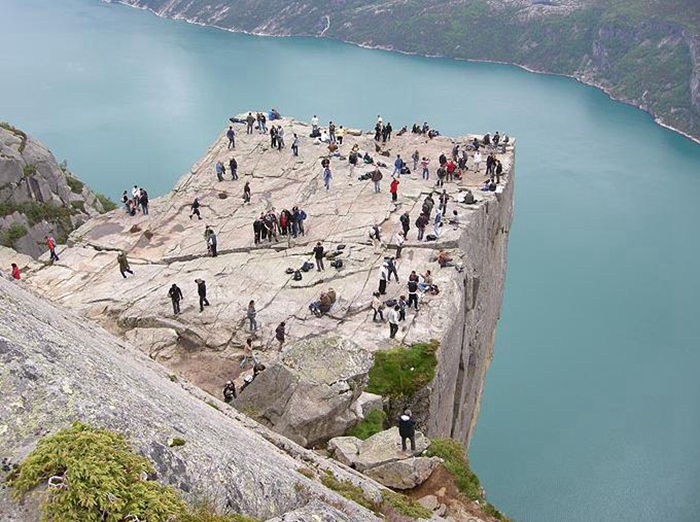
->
<box><xmin>113</xmin><ymin>0</ymin><xmax>700</xmax><ymax>142</ymax></box>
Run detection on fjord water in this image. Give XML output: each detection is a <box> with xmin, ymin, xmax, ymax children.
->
<box><xmin>2</xmin><ymin>0</ymin><xmax>700</xmax><ymax>519</ymax></box>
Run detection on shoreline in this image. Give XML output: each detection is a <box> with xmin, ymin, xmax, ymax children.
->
<box><xmin>110</xmin><ymin>0</ymin><xmax>700</xmax><ymax>146</ymax></box>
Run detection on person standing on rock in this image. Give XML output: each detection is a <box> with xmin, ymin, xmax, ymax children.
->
<box><xmin>247</xmin><ymin>300</ymin><xmax>258</xmax><ymax>332</ymax></box>
<box><xmin>398</xmin><ymin>295</ymin><xmax>407</xmax><ymax>322</ymax></box>
<box><xmin>386</xmin><ymin>257</ymin><xmax>399</xmax><ymax>283</ymax></box>
<box><xmin>313</xmin><ymin>242</ymin><xmax>325</xmax><ymax>271</ymax></box>
<box><xmin>117</xmin><ymin>251</ymin><xmax>133</xmax><ymax>279</ymax></box>
<box><xmin>275</xmin><ymin>321</ymin><xmax>286</xmax><ymax>350</ymax></box>
<box><xmin>400</xmin><ymin>212</ymin><xmax>410</xmax><ymax>237</ymax></box>
<box><xmin>323</xmin><ymin>165</ymin><xmax>332</xmax><ymax>191</ymax></box>
<box><xmin>399</xmin><ymin>409</ymin><xmax>416</xmax><ymax>452</ymax></box>
<box><xmin>276</xmin><ymin>126</ymin><xmax>285</xmax><ymax>151</ymax></box>
<box><xmin>439</xmin><ymin>190</ymin><xmax>449</xmax><ymax>215</ymax></box>
<box><xmin>246</xmin><ymin>112</ymin><xmax>255</xmax><ymax>134</ymax></box>
<box><xmin>407</xmin><ymin>277</ymin><xmax>419</xmax><ymax>311</ymax></box>
<box><xmin>291</xmin><ymin>133</ymin><xmax>299</xmax><ymax>156</ymax></box>
<box><xmin>390</xmin><ymin>176</ymin><xmax>399</xmax><ymax>202</ymax></box>
<box><xmin>195</xmin><ymin>278</ymin><xmax>209</xmax><ymax>312</ymax></box>
<box><xmin>389</xmin><ymin>305</ymin><xmax>400</xmax><ymax>339</ymax></box>
<box><xmin>208</xmin><ymin>229</ymin><xmax>218</xmax><ymax>257</ymax></box>
<box><xmin>139</xmin><ymin>188</ymin><xmax>149</xmax><ymax>215</ymax></box>
<box><xmin>204</xmin><ymin>225</ymin><xmax>213</xmax><ymax>252</ymax></box>
<box><xmin>240</xmin><ymin>337</ymin><xmax>258</xmax><ymax>368</ymax></box>
<box><xmin>393</xmin><ymin>155</ymin><xmax>403</xmax><ymax>176</ymax></box>
<box><xmin>190</xmin><ymin>198</ymin><xmax>202</xmax><ymax>220</ymax></box>
<box><xmin>336</xmin><ymin>125</ymin><xmax>344</xmax><ymax>145</ymax></box>
<box><xmin>226</xmin><ymin>126</ymin><xmax>235</xmax><ymax>149</ymax></box>
<box><xmin>270</xmin><ymin>126</ymin><xmax>278</xmax><ymax>149</ymax></box>
<box><xmin>328</xmin><ymin>121</ymin><xmax>336</xmax><ymax>143</ymax></box>
<box><xmin>311</xmin><ymin>115</ymin><xmax>319</xmax><ymax>135</ymax></box>
<box><xmin>371</xmin><ymin>292</ymin><xmax>384</xmax><ymax>322</ymax></box>
<box><xmin>253</xmin><ymin>216</ymin><xmax>263</xmax><ymax>244</ymax></box>
<box><xmin>229</xmin><ymin>156</ymin><xmax>238</xmax><ymax>180</ymax></box>
<box><xmin>421</xmin><ymin>157</ymin><xmax>430</xmax><ymax>180</ymax></box>
<box><xmin>395</xmin><ymin>231</ymin><xmax>405</xmax><ymax>259</ymax></box>
<box><xmin>11</xmin><ymin>262</ymin><xmax>20</xmax><ymax>280</ymax></box>
<box><xmin>44</xmin><ymin>235</ymin><xmax>59</xmax><ymax>263</ymax></box>
<box><xmin>243</xmin><ymin>181</ymin><xmax>251</xmax><ymax>204</ymax></box>
<box><xmin>371</xmin><ymin>167</ymin><xmax>383</xmax><ymax>193</ymax></box>
<box><xmin>168</xmin><ymin>283</ymin><xmax>183</xmax><ymax>315</ymax></box>
<box><xmin>215</xmin><ymin>161</ymin><xmax>225</xmax><ymax>182</ymax></box>
<box><xmin>412</xmin><ymin>150</ymin><xmax>420</xmax><ymax>171</ymax></box>
<box><xmin>223</xmin><ymin>380</ymin><xmax>237</xmax><ymax>402</ymax></box>
<box><xmin>378</xmin><ymin>264</ymin><xmax>388</xmax><ymax>295</ymax></box>
<box><xmin>416</xmin><ymin>213</ymin><xmax>428</xmax><ymax>241</ymax></box>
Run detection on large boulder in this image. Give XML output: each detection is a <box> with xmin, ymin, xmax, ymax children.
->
<box><xmin>365</xmin><ymin>456</ymin><xmax>441</xmax><ymax>490</ymax></box>
<box><xmin>234</xmin><ymin>336</ymin><xmax>373</xmax><ymax>447</ymax></box>
<box><xmin>353</xmin><ymin>427</ymin><xmax>430</xmax><ymax>472</ymax></box>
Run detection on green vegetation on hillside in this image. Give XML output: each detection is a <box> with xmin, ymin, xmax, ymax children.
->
<box><xmin>7</xmin><ymin>422</ymin><xmax>258</xmax><ymax>522</ymax></box>
<box><xmin>1</xmin><ymin>223</ymin><xmax>28</xmax><ymax>248</ymax></box>
<box><xmin>0</xmin><ymin>121</ymin><xmax>28</xmax><ymax>152</ymax></box>
<box><xmin>96</xmin><ymin>193</ymin><xmax>118</xmax><ymax>212</ymax></box>
<box><xmin>366</xmin><ymin>341</ymin><xmax>438</xmax><ymax>399</ymax></box>
<box><xmin>0</xmin><ymin>201</ymin><xmax>76</xmax><ymax>227</ymax></box>
<box><xmin>65</xmin><ymin>175</ymin><xmax>84</xmax><ymax>194</ymax></box>
<box><xmin>348</xmin><ymin>410</ymin><xmax>386</xmax><ymax>440</ymax></box>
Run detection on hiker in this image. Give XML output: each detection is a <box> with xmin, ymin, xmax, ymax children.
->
<box><xmin>291</xmin><ymin>133</ymin><xmax>299</xmax><ymax>156</ymax></box>
<box><xmin>390</xmin><ymin>176</ymin><xmax>399</xmax><ymax>202</ymax></box>
<box><xmin>240</xmin><ymin>337</ymin><xmax>259</xmax><ymax>368</ymax></box>
<box><xmin>259</xmin><ymin>112</ymin><xmax>268</xmax><ymax>132</ymax></box>
<box><xmin>386</xmin><ymin>257</ymin><xmax>399</xmax><ymax>282</ymax></box>
<box><xmin>247</xmin><ymin>300</ymin><xmax>257</xmax><ymax>331</ymax></box>
<box><xmin>270</xmin><ymin>126</ymin><xmax>278</xmax><ymax>148</ymax></box>
<box><xmin>313</xmin><ymin>242</ymin><xmax>325</xmax><ymax>271</ymax></box>
<box><xmin>449</xmin><ymin>209</ymin><xmax>461</xmax><ymax>227</ymax></box>
<box><xmin>416</xmin><ymin>213</ymin><xmax>428</xmax><ymax>241</ymax></box>
<box><xmin>389</xmin><ymin>305</ymin><xmax>400</xmax><ymax>338</ymax></box>
<box><xmin>418</xmin><ymin>270</ymin><xmax>435</xmax><ymax>292</ymax></box>
<box><xmin>348</xmin><ymin>146</ymin><xmax>358</xmax><ymax>175</ymax></box>
<box><xmin>11</xmin><ymin>262</ymin><xmax>20</xmax><ymax>280</ymax></box>
<box><xmin>208</xmin><ymin>229</ymin><xmax>218</xmax><ymax>257</ymax></box>
<box><xmin>446</xmin><ymin>159</ymin><xmax>456</xmax><ymax>182</ymax></box>
<box><xmin>398</xmin><ymin>295</ymin><xmax>407</xmax><ymax>322</ymax></box>
<box><xmin>371</xmin><ymin>167</ymin><xmax>383</xmax><ymax>193</ymax></box>
<box><xmin>433</xmin><ymin>209</ymin><xmax>443</xmax><ymax>237</ymax></box>
<box><xmin>439</xmin><ymin>190</ymin><xmax>449</xmax><ymax>215</ymax></box>
<box><xmin>195</xmin><ymin>278</ymin><xmax>209</xmax><ymax>312</ymax></box>
<box><xmin>394</xmin><ymin>231</ymin><xmax>405</xmax><ymax>259</ymax></box>
<box><xmin>407</xmin><ymin>276</ymin><xmax>419</xmax><ymax>311</ymax></box>
<box><xmin>190</xmin><ymin>198</ymin><xmax>202</xmax><ymax>220</ymax></box>
<box><xmin>493</xmin><ymin>131</ymin><xmax>500</xmax><ymax>146</ymax></box>
<box><xmin>323</xmin><ymin>165</ymin><xmax>332</xmax><ymax>191</ymax></box>
<box><xmin>216</xmin><ymin>161</ymin><xmax>225</xmax><ymax>182</ymax></box>
<box><xmin>44</xmin><ymin>235</ymin><xmax>59</xmax><ymax>262</ymax></box>
<box><xmin>246</xmin><ymin>112</ymin><xmax>255</xmax><ymax>134</ymax></box>
<box><xmin>139</xmin><ymin>188</ymin><xmax>149</xmax><ymax>215</ymax></box>
<box><xmin>276</xmin><ymin>126</ymin><xmax>285</xmax><ymax>151</ymax></box>
<box><xmin>420</xmin><ymin>157</ymin><xmax>430</xmax><ymax>180</ymax></box>
<box><xmin>393</xmin><ymin>155</ymin><xmax>403</xmax><ymax>175</ymax></box>
<box><xmin>371</xmin><ymin>292</ymin><xmax>384</xmax><ymax>321</ymax></box>
<box><xmin>311</xmin><ymin>114</ymin><xmax>319</xmax><ymax>135</ymax></box>
<box><xmin>336</xmin><ymin>125</ymin><xmax>344</xmax><ymax>144</ymax></box>
<box><xmin>473</xmin><ymin>151</ymin><xmax>482</xmax><ymax>172</ymax></box>
<box><xmin>399</xmin><ymin>409</ymin><xmax>416</xmax><ymax>452</ymax></box>
<box><xmin>229</xmin><ymin>157</ymin><xmax>238</xmax><ymax>180</ymax></box>
<box><xmin>400</xmin><ymin>212</ymin><xmax>410</xmax><ymax>237</ymax></box>
<box><xmin>117</xmin><ymin>251</ymin><xmax>134</xmax><ymax>278</ymax></box>
<box><xmin>204</xmin><ymin>225</ymin><xmax>213</xmax><ymax>251</ymax></box>
<box><xmin>369</xmin><ymin>224</ymin><xmax>382</xmax><ymax>249</ymax></box>
<box><xmin>328</xmin><ymin>121</ymin><xmax>336</xmax><ymax>143</ymax></box>
<box><xmin>132</xmin><ymin>185</ymin><xmax>140</xmax><ymax>205</ymax></box>
<box><xmin>412</xmin><ymin>150</ymin><xmax>420</xmax><ymax>171</ymax></box>
<box><xmin>275</xmin><ymin>322</ymin><xmax>286</xmax><ymax>350</ymax></box>
<box><xmin>378</xmin><ymin>264</ymin><xmax>388</xmax><ymax>295</ymax></box>
<box><xmin>168</xmin><ymin>283</ymin><xmax>183</xmax><ymax>315</ymax></box>
<box><xmin>495</xmin><ymin>160</ymin><xmax>503</xmax><ymax>184</ymax></box>
<box><xmin>423</xmin><ymin>194</ymin><xmax>435</xmax><ymax>217</ymax></box>
<box><xmin>436</xmin><ymin>165</ymin><xmax>446</xmax><ymax>187</ymax></box>
<box><xmin>243</xmin><ymin>182</ymin><xmax>251</xmax><ymax>203</ymax></box>
<box><xmin>226</xmin><ymin>126</ymin><xmax>235</xmax><ymax>149</ymax></box>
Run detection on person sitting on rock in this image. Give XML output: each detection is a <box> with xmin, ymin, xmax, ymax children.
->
<box><xmin>399</xmin><ymin>409</ymin><xmax>416</xmax><ymax>452</ymax></box>
<box><xmin>223</xmin><ymin>380</ymin><xmax>237</xmax><ymax>403</ymax></box>
<box><xmin>11</xmin><ymin>262</ymin><xmax>20</xmax><ymax>280</ymax></box>
<box><xmin>309</xmin><ymin>287</ymin><xmax>336</xmax><ymax>317</ymax></box>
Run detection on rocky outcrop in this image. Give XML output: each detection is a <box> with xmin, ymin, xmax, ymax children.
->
<box><xmin>234</xmin><ymin>337</ymin><xmax>373</xmax><ymax>446</ymax></box>
<box><xmin>0</xmin><ymin>123</ymin><xmax>108</xmax><ymax>257</ymax></box>
<box><xmin>328</xmin><ymin>428</ymin><xmax>440</xmax><ymax>490</ymax></box>
<box><xmin>9</xmin><ymin>115</ymin><xmax>514</xmax><ymax>451</ymax></box>
<box><xmin>0</xmin><ymin>276</ymin><xmax>390</xmax><ymax>521</ymax></box>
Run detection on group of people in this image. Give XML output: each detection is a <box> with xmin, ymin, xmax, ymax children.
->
<box><xmin>122</xmin><ymin>185</ymin><xmax>150</xmax><ymax>216</ymax></box>
<box><xmin>253</xmin><ymin>206</ymin><xmax>307</xmax><ymax>243</ymax></box>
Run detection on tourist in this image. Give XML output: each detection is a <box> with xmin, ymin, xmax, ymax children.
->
<box><xmin>398</xmin><ymin>295</ymin><xmax>407</xmax><ymax>322</ymax></box>
<box><xmin>416</xmin><ymin>213</ymin><xmax>428</xmax><ymax>241</ymax></box>
<box><xmin>369</xmin><ymin>224</ymin><xmax>382</xmax><ymax>250</ymax></box>
<box><xmin>400</xmin><ymin>211</ymin><xmax>410</xmax><ymax>237</ymax></box>
<box><xmin>117</xmin><ymin>251</ymin><xmax>134</xmax><ymax>278</ymax></box>
<box><xmin>378</xmin><ymin>263</ymin><xmax>388</xmax><ymax>295</ymax></box>
<box><xmin>389</xmin><ymin>176</ymin><xmax>399</xmax><ymax>202</ymax></box>
<box><xmin>433</xmin><ymin>209</ymin><xmax>442</xmax><ymax>237</ymax></box>
<box><xmin>399</xmin><ymin>409</ymin><xmax>416</xmax><ymax>452</ymax></box>
<box><xmin>270</xmin><ymin>126</ymin><xmax>278</xmax><ymax>148</ymax></box>
<box><xmin>311</xmin><ymin>114</ymin><xmax>319</xmax><ymax>135</ymax></box>
<box><xmin>276</xmin><ymin>125</ymin><xmax>285</xmax><ymax>151</ymax></box>
<box><xmin>229</xmin><ymin>156</ymin><xmax>238</xmax><ymax>180</ymax></box>
<box><xmin>446</xmin><ymin>159</ymin><xmax>456</xmax><ymax>182</ymax></box>
<box><xmin>204</xmin><ymin>225</ymin><xmax>213</xmax><ymax>251</ymax></box>
<box><xmin>449</xmin><ymin>209</ymin><xmax>461</xmax><ymax>227</ymax></box>
<box><xmin>473</xmin><ymin>150</ymin><xmax>482</xmax><ymax>172</ymax></box>
<box><xmin>216</xmin><ymin>161</ymin><xmax>225</xmax><ymax>182</ymax></box>
<box><xmin>168</xmin><ymin>283</ymin><xmax>183</xmax><ymax>315</ymax></box>
<box><xmin>412</xmin><ymin>150</ymin><xmax>420</xmax><ymax>171</ymax></box>
<box><xmin>421</xmin><ymin>157</ymin><xmax>430</xmax><ymax>180</ymax></box>
<box><xmin>139</xmin><ymin>188</ymin><xmax>149</xmax><ymax>215</ymax></box>
<box><xmin>246</xmin><ymin>112</ymin><xmax>255</xmax><ymax>134</ymax></box>
<box><xmin>226</xmin><ymin>125</ymin><xmax>235</xmax><ymax>149</ymax></box>
<box><xmin>495</xmin><ymin>160</ymin><xmax>503</xmax><ymax>184</ymax></box>
<box><xmin>240</xmin><ymin>337</ymin><xmax>259</xmax><ymax>368</ymax></box>
<box><xmin>313</xmin><ymin>241</ymin><xmax>325</xmax><ymax>271</ymax></box>
<box><xmin>223</xmin><ymin>380</ymin><xmax>237</xmax><ymax>402</ymax></box>
<box><xmin>328</xmin><ymin>121</ymin><xmax>336</xmax><ymax>143</ymax></box>
<box><xmin>389</xmin><ymin>305</ymin><xmax>400</xmax><ymax>339</ymax></box>
<box><xmin>195</xmin><ymin>278</ymin><xmax>209</xmax><ymax>312</ymax></box>
<box><xmin>11</xmin><ymin>262</ymin><xmax>20</xmax><ymax>280</ymax></box>
<box><xmin>208</xmin><ymin>229</ymin><xmax>218</xmax><ymax>257</ymax></box>
<box><xmin>275</xmin><ymin>321</ymin><xmax>286</xmax><ymax>350</ymax></box>
<box><xmin>436</xmin><ymin>165</ymin><xmax>446</xmax><ymax>187</ymax></box>
<box><xmin>393</xmin><ymin>155</ymin><xmax>403</xmax><ymax>175</ymax></box>
<box><xmin>190</xmin><ymin>198</ymin><xmax>202</xmax><ymax>220</ymax></box>
<box><xmin>407</xmin><ymin>277</ymin><xmax>419</xmax><ymax>311</ymax></box>
<box><xmin>371</xmin><ymin>292</ymin><xmax>384</xmax><ymax>322</ymax></box>
<box><xmin>386</xmin><ymin>257</ymin><xmax>399</xmax><ymax>282</ymax></box>
<box><xmin>247</xmin><ymin>300</ymin><xmax>257</xmax><ymax>331</ymax></box>
<box><xmin>243</xmin><ymin>181</ymin><xmax>251</xmax><ymax>203</ymax></box>
<box><xmin>394</xmin><ymin>231</ymin><xmax>404</xmax><ymax>259</ymax></box>
<box><xmin>44</xmin><ymin>235</ymin><xmax>59</xmax><ymax>262</ymax></box>
<box><xmin>132</xmin><ymin>185</ymin><xmax>140</xmax><ymax>205</ymax></box>
<box><xmin>418</xmin><ymin>270</ymin><xmax>434</xmax><ymax>292</ymax></box>
<box><xmin>439</xmin><ymin>190</ymin><xmax>449</xmax><ymax>215</ymax></box>
<box><xmin>371</xmin><ymin>167</ymin><xmax>383</xmax><ymax>193</ymax></box>
<box><xmin>323</xmin><ymin>165</ymin><xmax>332</xmax><ymax>191</ymax></box>
<box><xmin>336</xmin><ymin>125</ymin><xmax>344</xmax><ymax>145</ymax></box>
<box><xmin>291</xmin><ymin>133</ymin><xmax>299</xmax><ymax>156</ymax></box>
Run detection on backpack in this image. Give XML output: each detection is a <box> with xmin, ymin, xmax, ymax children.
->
<box><xmin>332</xmin><ymin>259</ymin><xmax>343</xmax><ymax>269</ymax></box>
<box><xmin>301</xmin><ymin>261</ymin><xmax>314</xmax><ymax>272</ymax></box>
<box><xmin>426</xmin><ymin>234</ymin><xmax>437</xmax><ymax>241</ymax></box>
<box><xmin>285</xmin><ymin>268</ymin><xmax>295</xmax><ymax>274</ymax></box>
<box><xmin>293</xmin><ymin>270</ymin><xmax>302</xmax><ymax>281</ymax></box>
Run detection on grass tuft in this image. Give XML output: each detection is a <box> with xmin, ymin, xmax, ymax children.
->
<box><xmin>348</xmin><ymin>410</ymin><xmax>386</xmax><ymax>440</ymax></box>
<box><xmin>366</xmin><ymin>341</ymin><xmax>438</xmax><ymax>399</ymax></box>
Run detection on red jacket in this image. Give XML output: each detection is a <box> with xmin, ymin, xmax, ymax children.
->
<box><xmin>390</xmin><ymin>179</ymin><xmax>399</xmax><ymax>194</ymax></box>
<box><xmin>11</xmin><ymin>266</ymin><xmax>20</xmax><ymax>280</ymax></box>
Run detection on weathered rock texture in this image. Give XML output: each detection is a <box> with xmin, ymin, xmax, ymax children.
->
<box><xmin>0</xmin><ymin>123</ymin><xmax>107</xmax><ymax>257</ymax></box>
<box><xmin>0</xmin><ymin>277</ymin><xmax>389</xmax><ymax>521</ymax></box>
<box><xmin>7</xmin><ymin>114</ymin><xmax>514</xmax><ymax>448</ymax></box>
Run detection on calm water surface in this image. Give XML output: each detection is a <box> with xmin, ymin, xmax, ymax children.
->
<box><xmin>2</xmin><ymin>1</ymin><xmax>699</xmax><ymax>520</ymax></box>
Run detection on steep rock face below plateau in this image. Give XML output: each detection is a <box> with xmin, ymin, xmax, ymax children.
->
<box><xmin>9</xmin><ymin>115</ymin><xmax>515</xmax><ymax>448</ymax></box>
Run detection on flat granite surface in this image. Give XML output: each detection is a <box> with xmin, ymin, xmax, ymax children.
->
<box><xmin>4</xmin><ymin>115</ymin><xmax>514</xmax><ymax>397</ymax></box>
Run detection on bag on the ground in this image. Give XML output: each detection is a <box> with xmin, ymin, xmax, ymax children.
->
<box><xmin>293</xmin><ymin>270</ymin><xmax>303</xmax><ymax>281</ymax></box>
<box><xmin>301</xmin><ymin>261</ymin><xmax>314</xmax><ymax>272</ymax></box>
<box><xmin>384</xmin><ymin>298</ymin><xmax>397</xmax><ymax>308</ymax></box>
<box><xmin>285</xmin><ymin>268</ymin><xmax>295</xmax><ymax>274</ymax></box>
<box><xmin>332</xmin><ymin>259</ymin><xmax>343</xmax><ymax>269</ymax></box>
<box><xmin>426</xmin><ymin>234</ymin><xmax>437</xmax><ymax>241</ymax></box>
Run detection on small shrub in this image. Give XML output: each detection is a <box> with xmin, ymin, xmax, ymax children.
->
<box><xmin>297</xmin><ymin>467</ymin><xmax>315</xmax><ymax>479</ymax></box>
<box><xmin>1</xmin><ymin>223</ymin><xmax>28</xmax><ymax>248</ymax></box>
<box><xmin>366</xmin><ymin>341</ymin><xmax>439</xmax><ymax>399</ymax></box>
<box><xmin>348</xmin><ymin>410</ymin><xmax>385</xmax><ymax>440</ymax></box>
<box><xmin>169</xmin><ymin>437</ymin><xmax>186</xmax><ymax>447</ymax></box>
<box><xmin>96</xmin><ymin>193</ymin><xmax>117</xmax><ymax>212</ymax></box>
<box><xmin>320</xmin><ymin>471</ymin><xmax>377</xmax><ymax>513</ymax></box>
<box><xmin>65</xmin><ymin>176</ymin><xmax>84</xmax><ymax>194</ymax></box>
<box><xmin>382</xmin><ymin>490</ymin><xmax>432</xmax><ymax>519</ymax></box>
<box><xmin>70</xmin><ymin>200</ymin><xmax>85</xmax><ymax>212</ymax></box>
<box><xmin>22</xmin><ymin>164</ymin><xmax>37</xmax><ymax>177</ymax></box>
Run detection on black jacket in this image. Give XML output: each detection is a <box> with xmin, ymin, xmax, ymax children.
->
<box><xmin>168</xmin><ymin>285</ymin><xmax>183</xmax><ymax>301</ymax></box>
<box><xmin>197</xmin><ymin>281</ymin><xmax>207</xmax><ymax>297</ymax></box>
<box><xmin>399</xmin><ymin>415</ymin><xmax>416</xmax><ymax>438</ymax></box>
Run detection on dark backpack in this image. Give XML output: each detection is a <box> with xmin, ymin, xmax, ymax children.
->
<box><xmin>301</xmin><ymin>261</ymin><xmax>314</xmax><ymax>272</ymax></box>
<box><xmin>332</xmin><ymin>259</ymin><xmax>343</xmax><ymax>269</ymax></box>
<box><xmin>293</xmin><ymin>270</ymin><xmax>302</xmax><ymax>281</ymax></box>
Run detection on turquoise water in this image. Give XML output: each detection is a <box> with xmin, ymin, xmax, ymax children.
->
<box><xmin>2</xmin><ymin>1</ymin><xmax>700</xmax><ymax>520</ymax></box>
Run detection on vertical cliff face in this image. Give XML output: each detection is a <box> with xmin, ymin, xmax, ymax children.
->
<box><xmin>4</xmin><ymin>115</ymin><xmax>514</xmax><ymax>451</ymax></box>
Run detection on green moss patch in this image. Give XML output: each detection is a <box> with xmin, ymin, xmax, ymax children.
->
<box><xmin>0</xmin><ymin>201</ymin><xmax>75</xmax><ymax>226</ymax></box>
<box><xmin>6</xmin><ymin>422</ymin><xmax>257</xmax><ymax>522</ymax></box>
<box><xmin>96</xmin><ymin>193</ymin><xmax>118</xmax><ymax>213</ymax></box>
<box><xmin>65</xmin><ymin>176</ymin><xmax>84</xmax><ymax>194</ymax></box>
<box><xmin>426</xmin><ymin>439</ymin><xmax>508</xmax><ymax>520</ymax></box>
<box><xmin>348</xmin><ymin>410</ymin><xmax>385</xmax><ymax>440</ymax></box>
<box><xmin>366</xmin><ymin>341</ymin><xmax>438</xmax><ymax>399</ymax></box>
<box><xmin>1</xmin><ymin>223</ymin><xmax>28</xmax><ymax>248</ymax></box>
